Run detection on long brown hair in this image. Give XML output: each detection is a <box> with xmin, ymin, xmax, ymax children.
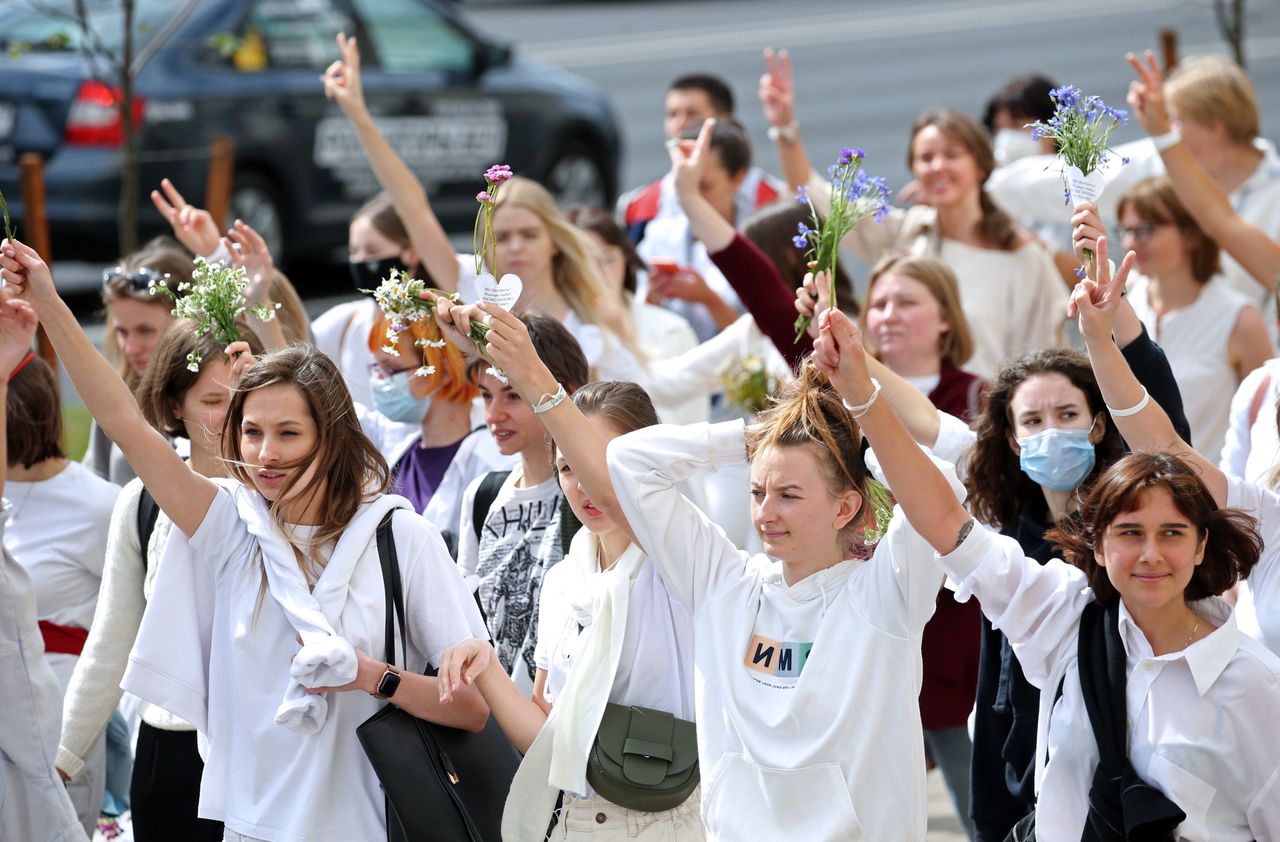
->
<box><xmin>223</xmin><ymin>345</ymin><xmax>390</xmax><ymax>578</ymax></box>
<box><xmin>966</xmin><ymin>349</ymin><xmax>1124</xmax><ymax>529</ymax></box>
<box><xmin>748</xmin><ymin>361</ymin><xmax>875</xmax><ymax>546</ymax></box>
<box><xmin>6</xmin><ymin>357</ymin><xmax>64</xmax><ymax>469</ymax></box>
<box><xmin>909</xmin><ymin>109</ymin><xmax>1020</xmax><ymax>251</ymax></box>
<box><xmin>137</xmin><ymin>319</ymin><xmax>264</xmax><ymax>437</ymax></box>
<box><xmin>1047</xmin><ymin>452</ymin><xmax>1261</xmax><ymax>603</ymax></box>
<box><xmin>740</xmin><ymin>201</ymin><xmax>858</xmax><ymax>316</ymax></box>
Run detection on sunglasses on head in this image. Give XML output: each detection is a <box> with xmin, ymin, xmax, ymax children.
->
<box><xmin>102</xmin><ymin>265</ymin><xmax>164</xmax><ymax>291</ymax></box>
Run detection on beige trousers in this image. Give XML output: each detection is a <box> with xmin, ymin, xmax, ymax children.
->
<box><xmin>550</xmin><ymin>786</ymin><xmax>705</xmax><ymax>841</ymax></box>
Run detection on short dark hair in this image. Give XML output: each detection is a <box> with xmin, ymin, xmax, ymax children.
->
<box><xmin>678</xmin><ymin>117</ymin><xmax>751</xmax><ymax>176</ymax></box>
<box><xmin>468</xmin><ymin>312</ymin><xmax>590</xmax><ymax>394</ymax></box>
<box><xmin>6</xmin><ymin>356</ymin><xmax>64</xmax><ymax>469</ymax></box>
<box><xmin>1047</xmin><ymin>452</ymin><xmax>1262</xmax><ymax>603</ymax></box>
<box><xmin>668</xmin><ymin>74</ymin><xmax>734</xmax><ymax>115</ymax></box>
<box><xmin>982</xmin><ymin>74</ymin><xmax>1059</xmax><ymax>134</ymax></box>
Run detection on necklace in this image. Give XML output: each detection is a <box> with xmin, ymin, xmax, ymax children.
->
<box><xmin>1183</xmin><ymin>615</ymin><xmax>1200</xmax><ymax>650</ymax></box>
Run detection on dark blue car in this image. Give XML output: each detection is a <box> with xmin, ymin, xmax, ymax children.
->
<box><xmin>0</xmin><ymin>0</ymin><xmax>620</xmax><ymax>269</ymax></box>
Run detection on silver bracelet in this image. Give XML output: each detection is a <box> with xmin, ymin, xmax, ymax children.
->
<box><xmin>531</xmin><ymin>382</ymin><xmax>568</xmax><ymax>415</ymax></box>
<box><xmin>1106</xmin><ymin>387</ymin><xmax>1150</xmax><ymax>417</ymax></box>
<box><xmin>766</xmin><ymin>122</ymin><xmax>800</xmax><ymax>144</ymax></box>
<box><xmin>841</xmin><ymin>379</ymin><xmax>881</xmax><ymax>418</ymax></box>
<box><xmin>1151</xmin><ymin>127</ymin><xmax>1181</xmax><ymax>152</ymax></box>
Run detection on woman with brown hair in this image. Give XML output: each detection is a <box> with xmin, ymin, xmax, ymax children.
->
<box><xmin>1112</xmin><ymin>177</ymin><xmax>1271</xmax><ymax>463</ymax></box>
<box><xmin>759</xmin><ymin>51</ymin><xmax>1064</xmax><ymax>377</ymax></box>
<box><xmin>1</xmin><ymin>237</ymin><xmax>489</xmax><ymax>842</ymax></box>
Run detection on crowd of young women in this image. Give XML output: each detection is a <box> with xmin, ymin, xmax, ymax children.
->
<box><xmin>2</xmin><ymin>36</ymin><xmax>1279</xmax><ymax>842</ymax></box>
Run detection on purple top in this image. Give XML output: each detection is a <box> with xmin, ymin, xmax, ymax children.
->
<box><xmin>392</xmin><ymin>436</ymin><xmax>465</xmax><ymax>513</ymax></box>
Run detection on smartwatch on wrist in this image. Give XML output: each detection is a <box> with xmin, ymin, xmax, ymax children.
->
<box><xmin>374</xmin><ymin>664</ymin><xmax>401</xmax><ymax>699</ymax></box>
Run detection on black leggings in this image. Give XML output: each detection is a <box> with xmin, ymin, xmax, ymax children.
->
<box><xmin>130</xmin><ymin>722</ymin><xmax>224</xmax><ymax>842</ymax></box>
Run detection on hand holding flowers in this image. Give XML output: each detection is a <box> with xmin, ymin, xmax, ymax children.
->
<box><xmin>149</xmin><ymin>256</ymin><xmax>277</xmax><ymax>371</ymax></box>
<box><xmin>792</xmin><ymin>149</ymin><xmax>890</xmax><ymax>339</ymax></box>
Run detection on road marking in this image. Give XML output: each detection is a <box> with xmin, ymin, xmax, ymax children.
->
<box><xmin>524</xmin><ymin>0</ymin><xmax>1186</xmax><ymax>68</ymax></box>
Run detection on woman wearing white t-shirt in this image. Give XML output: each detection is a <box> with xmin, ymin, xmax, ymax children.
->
<box><xmin>5</xmin><ymin>354</ymin><xmax>120</xmax><ymax>835</ymax></box>
<box><xmin>603</xmin><ymin>312</ymin><xmax>964</xmax><ymax>838</ymax></box>
<box><xmin>434</xmin><ymin>300</ymin><xmax>700</xmax><ymax>839</ymax></box>
<box><xmin>0</xmin><ymin>239</ymin><xmax>490</xmax><ymax>842</ymax></box>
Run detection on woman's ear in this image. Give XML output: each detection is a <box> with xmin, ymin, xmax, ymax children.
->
<box><xmin>1090</xmin><ymin>412</ymin><xmax>1107</xmax><ymax>444</ymax></box>
<box><xmin>834</xmin><ymin>488</ymin><xmax>863</xmax><ymax>531</ymax></box>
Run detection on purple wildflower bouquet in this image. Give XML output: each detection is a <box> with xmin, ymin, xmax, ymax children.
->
<box><xmin>792</xmin><ymin>148</ymin><xmax>891</xmax><ymax>339</ymax></box>
<box><xmin>1027</xmin><ymin>85</ymin><xmax>1128</xmax><ymax>212</ymax></box>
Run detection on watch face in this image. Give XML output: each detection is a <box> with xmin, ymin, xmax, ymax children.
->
<box><xmin>377</xmin><ymin>670</ymin><xmax>402</xmax><ymax>699</ymax></box>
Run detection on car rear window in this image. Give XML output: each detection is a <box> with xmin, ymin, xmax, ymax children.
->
<box><xmin>0</xmin><ymin>0</ymin><xmax>180</xmax><ymax>55</ymax></box>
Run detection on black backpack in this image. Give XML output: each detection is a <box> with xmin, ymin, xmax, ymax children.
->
<box><xmin>136</xmin><ymin>486</ymin><xmax>161</xmax><ymax>570</ymax></box>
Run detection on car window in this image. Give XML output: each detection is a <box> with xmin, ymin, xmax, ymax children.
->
<box><xmin>349</xmin><ymin>0</ymin><xmax>473</xmax><ymax>74</ymax></box>
<box><xmin>0</xmin><ymin>0</ymin><xmax>178</xmax><ymax>55</ymax></box>
<box><xmin>245</xmin><ymin>0</ymin><xmax>353</xmax><ymax>71</ymax></box>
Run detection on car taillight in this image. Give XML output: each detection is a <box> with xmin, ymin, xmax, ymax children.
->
<box><xmin>65</xmin><ymin>80</ymin><xmax>144</xmax><ymax>146</ymax></box>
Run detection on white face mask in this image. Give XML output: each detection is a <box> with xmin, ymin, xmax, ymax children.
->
<box><xmin>993</xmin><ymin>128</ymin><xmax>1043</xmax><ymax>167</ymax></box>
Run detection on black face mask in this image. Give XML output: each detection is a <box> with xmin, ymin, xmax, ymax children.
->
<box><xmin>349</xmin><ymin>256</ymin><xmax>408</xmax><ymax>296</ymax></box>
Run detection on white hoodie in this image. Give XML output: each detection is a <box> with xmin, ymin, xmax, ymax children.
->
<box><xmin>608</xmin><ymin>420</ymin><xmax>954</xmax><ymax>842</ymax></box>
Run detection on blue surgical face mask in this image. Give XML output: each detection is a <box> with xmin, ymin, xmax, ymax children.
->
<box><xmin>1017</xmin><ymin>421</ymin><xmax>1098</xmax><ymax>492</ymax></box>
<box><xmin>370</xmin><ymin>370</ymin><xmax>432</xmax><ymax>423</ymax></box>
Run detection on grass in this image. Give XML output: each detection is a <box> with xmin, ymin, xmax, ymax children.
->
<box><xmin>63</xmin><ymin>403</ymin><xmax>92</xmax><ymax>462</ymax></box>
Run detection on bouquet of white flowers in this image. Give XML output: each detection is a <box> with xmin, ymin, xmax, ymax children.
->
<box><xmin>149</xmin><ymin>256</ymin><xmax>278</xmax><ymax>371</ymax></box>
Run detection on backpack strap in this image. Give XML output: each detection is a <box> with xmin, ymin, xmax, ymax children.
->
<box><xmin>558</xmin><ymin>492</ymin><xmax>582</xmax><ymax>553</ymax></box>
<box><xmin>375</xmin><ymin>511</ymin><xmax>408</xmax><ymax>669</ymax></box>
<box><xmin>136</xmin><ymin>486</ymin><xmax>161</xmax><ymax>572</ymax></box>
<box><xmin>471</xmin><ymin>470</ymin><xmax>512</xmax><ymax>543</ymax></box>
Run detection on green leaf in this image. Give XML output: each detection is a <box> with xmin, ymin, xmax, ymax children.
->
<box><xmin>0</xmin><ymin>187</ymin><xmax>14</xmax><ymax>243</ymax></box>
<box><xmin>207</xmin><ymin>32</ymin><xmax>244</xmax><ymax>58</ymax></box>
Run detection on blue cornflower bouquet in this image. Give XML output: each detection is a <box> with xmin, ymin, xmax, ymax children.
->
<box><xmin>793</xmin><ymin>148</ymin><xmax>891</xmax><ymax>340</ymax></box>
<box><xmin>1027</xmin><ymin>85</ymin><xmax>1128</xmax><ymax>209</ymax></box>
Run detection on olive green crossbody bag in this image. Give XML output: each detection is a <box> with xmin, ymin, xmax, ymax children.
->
<box><xmin>585</xmin><ymin>703</ymin><xmax>699</xmax><ymax>812</ymax></box>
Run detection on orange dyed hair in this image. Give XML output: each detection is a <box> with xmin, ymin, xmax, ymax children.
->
<box><xmin>368</xmin><ymin>313</ymin><xmax>479</xmax><ymax>405</ymax></box>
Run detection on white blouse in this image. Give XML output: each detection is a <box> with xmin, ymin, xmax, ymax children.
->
<box><xmin>940</xmin><ymin>525</ymin><xmax>1280</xmax><ymax>841</ymax></box>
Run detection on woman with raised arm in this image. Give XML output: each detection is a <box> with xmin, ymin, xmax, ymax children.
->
<box><xmin>1077</xmin><ymin>236</ymin><xmax>1280</xmax><ymax>659</ymax></box>
<box><xmin>759</xmin><ymin>48</ymin><xmax>1063</xmax><ymax>378</ymax></box>
<box><xmin>0</xmin><ymin>238</ymin><xmax>489</xmax><ymax>842</ymax></box>
<box><xmin>0</xmin><ymin>296</ymin><xmax>86</xmax><ymax>842</ymax></box>
<box><xmin>320</xmin><ymin>33</ymin><xmax>640</xmax><ymax>381</ymax></box>
<box><xmin>432</xmin><ymin>300</ymin><xmax>702</xmax><ymax>840</ymax></box>
<box><xmin>604</xmin><ymin>294</ymin><xmax>971</xmax><ymax>839</ymax></box>
<box><xmin>57</xmin><ymin>324</ymin><xmax>262</xmax><ymax>842</ymax></box>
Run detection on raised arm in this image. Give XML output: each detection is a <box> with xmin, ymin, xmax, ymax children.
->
<box><xmin>759</xmin><ymin>48</ymin><xmax>815</xmax><ymax>192</ymax></box>
<box><xmin>1127</xmin><ymin>50</ymin><xmax>1280</xmax><ymax>290</ymax></box>
<box><xmin>460</xmin><ymin>300</ymin><xmax>641</xmax><ymax>551</ymax></box>
<box><xmin>225</xmin><ymin>219</ymin><xmax>287</xmax><ymax>350</ymax></box>
<box><xmin>812</xmin><ymin>308</ymin><xmax>969</xmax><ymax>554</ymax></box>
<box><xmin>1072</xmin><ymin>235</ymin><xmax>1227</xmax><ymax>503</ymax></box>
<box><xmin>322</xmin><ymin>33</ymin><xmax>460</xmax><ymax>291</ymax></box>
<box><xmin>0</xmin><ymin>240</ymin><xmax>217</xmax><ymax>535</ymax></box>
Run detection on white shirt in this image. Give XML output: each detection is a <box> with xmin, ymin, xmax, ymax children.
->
<box><xmin>1219</xmin><ymin>358</ymin><xmax>1280</xmax><ymax>484</ymax></box>
<box><xmin>6</xmin><ymin>461</ymin><xmax>119</xmax><ymax>632</ymax></box>
<box><xmin>939</xmin><ymin>525</ymin><xmax>1280</xmax><ymax>841</ymax></box>
<box><xmin>1128</xmin><ymin>275</ymin><xmax>1254</xmax><ymax>464</ymax></box>
<box><xmin>312</xmin><ymin>298</ymin><xmax>378</xmax><ymax>408</ymax></box>
<box><xmin>135</xmin><ymin>486</ymin><xmax>486</xmax><ymax>842</ymax></box>
<box><xmin>608</xmin><ymin>420</ymin><xmax>948</xmax><ymax>842</ymax></box>
<box><xmin>1223</xmin><ymin>476</ymin><xmax>1280</xmax><ymax>656</ymax></box>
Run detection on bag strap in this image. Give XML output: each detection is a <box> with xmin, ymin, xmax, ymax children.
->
<box><xmin>136</xmin><ymin>486</ymin><xmax>161</xmax><ymax>572</ymax></box>
<box><xmin>472</xmin><ymin>470</ymin><xmax>512</xmax><ymax>543</ymax></box>
<box><xmin>376</xmin><ymin>511</ymin><xmax>408</xmax><ymax>670</ymax></box>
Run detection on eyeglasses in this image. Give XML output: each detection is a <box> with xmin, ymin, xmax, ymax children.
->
<box><xmin>368</xmin><ymin>361</ymin><xmax>416</xmax><ymax>380</ymax></box>
<box><xmin>1117</xmin><ymin>223</ymin><xmax>1167</xmax><ymax>244</ymax></box>
<box><xmin>102</xmin><ymin>266</ymin><xmax>164</xmax><ymax>291</ymax></box>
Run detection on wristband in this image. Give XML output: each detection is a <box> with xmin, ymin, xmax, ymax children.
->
<box><xmin>1107</xmin><ymin>387</ymin><xmax>1150</xmax><ymax>417</ymax></box>
<box><xmin>1151</xmin><ymin>128</ymin><xmax>1181</xmax><ymax>152</ymax></box>
<box><xmin>767</xmin><ymin>122</ymin><xmax>800</xmax><ymax>144</ymax></box>
<box><xmin>841</xmin><ymin>379</ymin><xmax>881</xmax><ymax>419</ymax></box>
<box><xmin>531</xmin><ymin>382</ymin><xmax>568</xmax><ymax>415</ymax></box>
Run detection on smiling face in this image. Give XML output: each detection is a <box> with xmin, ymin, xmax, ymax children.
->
<box><xmin>109</xmin><ymin>297</ymin><xmax>173</xmax><ymax>375</ymax></box>
<box><xmin>1096</xmin><ymin>486</ymin><xmax>1207</xmax><ymax>614</ymax></box>
<box><xmin>479</xmin><ymin>371</ymin><xmax>542</xmax><ymax>458</ymax></box>
<box><xmin>175</xmin><ymin>357</ymin><xmax>233</xmax><ymax>455</ymax></box>
<box><xmin>910</xmin><ymin>125</ymin><xmax>985</xmax><ymax>209</ymax></box>
<box><xmin>865</xmin><ymin>272</ymin><xmax>950</xmax><ymax>372</ymax></box>
<box><xmin>493</xmin><ymin>205</ymin><xmax>558</xmax><ymax>288</ymax></box>
<box><xmin>556</xmin><ymin>412</ymin><xmax>625</xmax><ymax>535</ymax></box>
<box><xmin>750</xmin><ymin>443</ymin><xmax>861</xmax><ymax>564</ymax></box>
<box><xmin>239</xmin><ymin>382</ymin><xmax>322</xmax><ymax>509</ymax></box>
<box><xmin>1008</xmin><ymin>372</ymin><xmax>1103</xmax><ymax>451</ymax></box>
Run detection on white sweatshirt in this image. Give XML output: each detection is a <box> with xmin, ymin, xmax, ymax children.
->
<box><xmin>607</xmin><ymin>420</ymin><xmax>948</xmax><ymax>842</ymax></box>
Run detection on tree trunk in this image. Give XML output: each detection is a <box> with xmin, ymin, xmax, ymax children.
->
<box><xmin>117</xmin><ymin>0</ymin><xmax>138</xmax><ymax>255</ymax></box>
<box><xmin>1214</xmin><ymin>0</ymin><xmax>1247</xmax><ymax>67</ymax></box>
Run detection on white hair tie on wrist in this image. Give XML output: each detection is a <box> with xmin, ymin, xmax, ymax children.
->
<box><xmin>842</xmin><ymin>379</ymin><xmax>881</xmax><ymax>419</ymax></box>
<box><xmin>1107</xmin><ymin>387</ymin><xmax>1150</xmax><ymax>417</ymax></box>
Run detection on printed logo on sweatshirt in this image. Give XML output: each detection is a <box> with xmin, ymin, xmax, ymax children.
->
<box><xmin>744</xmin><ymin>635</ymin><xmax>814</xmax><ymax>681</ymax></box>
